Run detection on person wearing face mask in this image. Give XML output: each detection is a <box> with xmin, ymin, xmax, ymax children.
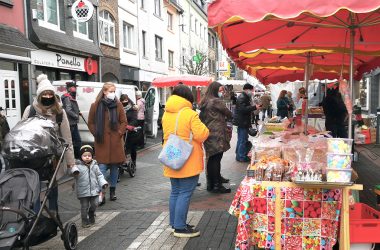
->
<box><xmin>233</xmin><ymin>83</ymin><xmax>261</xmax><ymax>162</ymax></box>
<box><xmin>61</xmin><ymin>81</ymin><xmax>82</xmax><ymax>159</ymax></box>
<box><xmin>88</xmin><ymin>82</ymin><xmax>127</xmax><ymax>204</ymax></box>
<box><xmin>22</xmin><ymin>74</ymin><xmax>75</xmax><ymax>215</ymax></box>
<box><xmin>199</xmin><ymin>82</ymin><xmax>233</xmax><ymax>193</ymax></box>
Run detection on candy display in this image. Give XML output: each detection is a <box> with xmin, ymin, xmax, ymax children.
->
<box><xmin>249</xmin><ymin>156</ymin><xmax>291</xmax><ymax>181</ymax></box>
<box><xmin>326</xmin><ymin>169</ymin><xmax>352</xmax><ymax>183</ymax></box>
<box><xmin>327</xmin><ymin>138</ymin><xmax>353</xmax><ymax>154</ymax></box>
<box><xmin>327</xmin><ymin>154</ymin><xmax>352</xmax><ymax>169</ymax></box>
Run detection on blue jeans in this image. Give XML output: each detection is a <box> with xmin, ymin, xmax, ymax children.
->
<box><xmin>236</xmin><ymin>127</ymin><xmax>248</xmax><ymax>161</ymax></box>
<box><xmin>169</xmin><ymin>175</ymin><xmax>199</xmax><ymax>230</ymax></box>
<box><xmin>99</xmin><ymin>164</ymin><xmax>119</xmax><ymax>188</ymax></box>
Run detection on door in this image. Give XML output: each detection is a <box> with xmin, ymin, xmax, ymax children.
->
<box><xmin>144</xmin><ymin>86</ymin><xmax>159</xmax><ymax>138</ymax></box>
<box><xmin>0</xmin><ymin>70</ymin><xmax>21</xmax><ymax>129</ymax></box>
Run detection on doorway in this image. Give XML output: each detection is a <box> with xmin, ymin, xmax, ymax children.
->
<box><xmin>0</xmin><ymin>70</ymin><xmax>21</xmax><ymax>129</ymax></box>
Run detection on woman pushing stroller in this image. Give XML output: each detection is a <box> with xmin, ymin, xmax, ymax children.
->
<box><xmin>22</xmin><ymin>74</ymin><xmax>75</xmax><ymax>215</ymax></box>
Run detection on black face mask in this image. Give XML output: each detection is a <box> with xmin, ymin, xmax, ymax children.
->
<box><xmin>41</xmin><ymin>97</ymin><xmax>55</xmax><ymax>106</ymax></box>
<box><xmin>70</xmin><ymin>91</ymin><xmax>76</xmax><ymax>98</ymax></box>
<box><xmin>122</xmin><ymin>102</ymin><xmax>128</xmax><ymax>107</ymax></box>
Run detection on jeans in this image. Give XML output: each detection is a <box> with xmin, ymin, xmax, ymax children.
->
<box><xmin>207</xmin><ymin>153</ymin><xmax>224</xmax><ymax>185</ymax></box>
<box><xmin>70</xmin><ymin>124</ymin><xmax>82</xmax><ymax>159</ymax></box>
<box><xmin>99</xmin><ymin>164</ymin><xmax>119</xmax><ymax>188</ymax></box>
<box><xmin>79</xmin><ymin>196</ymin><xmax>97</xmax><ymax>220</ymax></box>
<box><xmin>236</xmin><ymin>127</ymin><xmax>249</xmax><ymax>161</ymax></box>
<box><xmin>169</xmin><ymin>175</ymin><xmax>199</xmax><ymax>230</ymax></box>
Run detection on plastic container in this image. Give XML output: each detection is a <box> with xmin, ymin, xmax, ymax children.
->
<box><xmin>326</xmin><ymin>153</ymin><xmax>353</xmax><ymax>169</ymax></box>
<box><xmin>327</xmin><ymin>138</ymin><xmax>353</xmax><ymax>154</ymax></box>
<box><xmin>350</xmin><ymin>203</ymin><xmax>380</xmax><ymax>243</ymax></box>
<box><xmin>326</xmin><ymin>168</ymin><xmax>352</xmax><ymax>183</ymax></box>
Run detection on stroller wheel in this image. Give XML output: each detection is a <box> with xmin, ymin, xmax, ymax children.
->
<box><xmin>63</xmin><ymin>222</ymin><xmax>78</xmax><ymax>250</ymax></box>
<box><xmin>127</xmin><ymin>161</ymin><xmax>136</xmax><ymax>178</ymax></box>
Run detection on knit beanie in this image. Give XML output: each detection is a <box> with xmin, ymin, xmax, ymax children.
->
<box><xmin>36</xmin><ymin>74</ymin><xmax>55</xmax><ymax>97</ymax></box>
<box><xmin>80</xmin><ymin>145</ymin><xmax>94</xmax><ymax>156</ymax></box>
<box><xmin>243</xmin><ymin>83</ymin><xmax>254</xmax><ymax>90</ymax></box>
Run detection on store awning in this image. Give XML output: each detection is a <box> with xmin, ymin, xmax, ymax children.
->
<box><xmin>152</xmin><ymin>75</ymin><xmax>213</xmax><ymax>87</ymax></box>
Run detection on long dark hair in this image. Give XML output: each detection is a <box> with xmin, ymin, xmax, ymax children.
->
<box><xmin>200</xmin><ymin>81</ymin><xmax>222</xmax><ymax>106</ymax></box>
<box><xmin>172</xmin><ymin>85</ymin><xmax>194</xmax><ymax>103</ymax></box>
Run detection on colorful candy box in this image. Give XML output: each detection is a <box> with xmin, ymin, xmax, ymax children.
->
<box><xmin>326</xmin><ymin>169</ymin><xmax>352</xmax><ymax>183</ymax></box>
<box><xmin>327</xmin><ymin>138</ymin><xmax>353</xmax><ymax>154</ymax></box>
<box><xmin>327</xmin><ymin>153</ymin><xmax>352</xmax><ymax>169</ymax></box>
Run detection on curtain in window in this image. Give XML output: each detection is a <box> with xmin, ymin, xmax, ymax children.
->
<box><xmin>46</xmin><ymin>0</ymin><xmax>58</xmax><ymax>25</ymax></box>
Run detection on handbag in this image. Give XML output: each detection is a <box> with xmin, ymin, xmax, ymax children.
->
<box><xmin>158</xmin><ymin>108</ymin><xmax>193</xmax><ymax>170</ymax></box>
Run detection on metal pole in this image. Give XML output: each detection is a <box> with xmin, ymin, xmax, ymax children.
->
<box><xmin>377</xmin><ymin>107</ymin><xmax>380</xmax><ymax>145</ymax></box>
<box><xmin>348</xmin><ymin>27</ymin><xmax>355</xmax><ymax>139</ymax></box>
<box><xmin>303</xmin><ymin>53</ymin><xmax>311</xmax><ymax>135</ymax></box>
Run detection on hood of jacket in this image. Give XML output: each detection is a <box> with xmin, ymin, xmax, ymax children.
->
<box><xmin>165</xmin><ymin>95</ymin><xmax>192</xmax><ymax>113</ymax></box>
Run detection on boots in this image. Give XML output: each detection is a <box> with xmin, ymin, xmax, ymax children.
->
<box><xmin>82</xmin><ymin>218</ymin><xmax>91</xmax><ymax>228</ymax></box>
<box><xmin>88</xmin><ymin>211</ymin><xmax>95</xmax><ymax>225</ymax></box>
<box><xmin>210</xmin><ymin>183</ymin><xmax>231</xmax><ymax>194</ymax></box>
<box><xmin>220</xmin><ymin>176</ymin><xmax>230</xmax><ymax>183</ymax></box>
<box><xmin>110</xmin><ymin>187</ymin><xmax>117</xmax><ymax>201</ymax></box>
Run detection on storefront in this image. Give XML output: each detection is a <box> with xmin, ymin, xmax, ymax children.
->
<box><xmin>30</xmin><ymin>49</ymin><xmax>98</xmax><ymax>82</ymax></box>
<box><xmin>0</xmin><ymin>24</ymin><xmax>37</xmax><ymax>129</ymax></box>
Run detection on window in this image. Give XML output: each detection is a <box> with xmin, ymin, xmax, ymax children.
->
<box><xmin>154</xmin><ymin>0</ymin><xmax>161</xmax><ymax>17</ymax></box>
<box><xmin>142</xmin><ymin>31</ymin><xmax>147</xmax><ymax>57</ymax></box>
<box><xmin>0</xmin><ymin>0</ymin><xmax>13</xmax><ymax>7</ymax></box>
<box><xmin>155</xmin><ymin>35</ymin><xmax>163</xmax><ymax>60</ymax></box>
<box><xmin>167</xmin><ymin>12</ymin><xmax>173</xmax><ymax>30</ymax></box>
<box><xmin>168</xmin><ymin>50</ymin><xmax>174</xmax><ymax>68</ymax></box>
<box><xmin>204</xmin><ymin>28</ymin><xmax>207</xmax><ymax>41</ymax></box>
<box><xmin>73</xmin><ymin>20</ymin><xmax>89</xmax><ymax>39</ymax></box>
<box><xmin>99</xmin><ymin>10</ymin><xmax>115</xmax><ymax>46</ymax></box>
<box><xmin>182</xmin><ymin>48</ymin><xmax>186</xmax><ymax>65</ymax></box>
<box><xmin>208</xmin><ymin>33</ymin><xmax>211</xmax><ymax>47</ymax></box>
<box><xmin>181</xmin><ymin>14</ymin><xmax>186</xmax><ymax>32</ymax></box>
<box><xmin>195</xmin><ymin>19</ymin><xmax>198</xmax><ymax>34</ymax></box>
<box><xmin>123</xmin><ymin>22</ymin><xmax>134</xmax><ymax>50</ymax></box>
<box><xmin>200</xmin><ymin>24</ymin><xmax>203</xmax><ymax>38</ymax></box>
<box><xmin>190</xmin><ymin>15</ymin><xmax>193</xmax><ymax>31</ymax></box>
<box><xmin>212</xmin><ymin>36</ymin><xmax>215</xmax><ymax>49</ymax></box>
<box><xmin>359</xmin><ymin>78</ymin><xmax>370</xmax><ymax>110</ymax></box>
<box><xmin>140</xmin><ymin>0</ymin><xmax>145</xmax><ymax>9</ymax></box>
<box><xmin>37</xmin><ymin>0</ymin><xmax>59</xmax><ymax>29</ymax></box>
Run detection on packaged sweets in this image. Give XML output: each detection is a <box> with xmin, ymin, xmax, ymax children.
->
<box><xmin>326</xmin><ymin>169</ymin><xmax>352</xmax><ymax>183</ymax></box>
<box><xmin>327</xmin><ymin>153</ymin><xmax>352</xmax><ymax>169</ymax></box>
<box><xmin>327</xmin><ymin>138</ymin><xmax>353</xmax><ymax>154</ymax></box>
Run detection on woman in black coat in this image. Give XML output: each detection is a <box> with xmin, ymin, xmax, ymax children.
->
<box><xmin>276</xmin><ymin>90</ymin><xmax>290</xmax><ymax>119</ymax></box>
<box><xmin>322</xmin><ymin>88</ymin><xmax>348</xmax><ymax>138</ymax></box>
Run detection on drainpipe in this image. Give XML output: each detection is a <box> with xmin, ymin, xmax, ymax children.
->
<box><xmin>97</xmin><ymin>4</ymin><xmax>102</xmax><ymax>82</ymax></box>
<box><xmin>24</xmin><ymin>0</ymin><xmax>34</xmax><ymax>104</ymax></box>
<box><xmin>136</xmin><ymin>1</ymin><xmax>141</xmax><ymax>89</ymax></box>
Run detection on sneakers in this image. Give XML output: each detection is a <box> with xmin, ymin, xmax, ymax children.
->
<box><xmin>82</xmin><ymin>219</ymin><xmax>91</xmax><ymax>228</ymax></box>
<box><xmin>88</xmin><ymin>211</ymin><xmax>95</xmax><ymax>225</ymax></box>
<box><xmin>171</xmin><ymin>224</ymin><xmax>194</xmax><ymax>232</ymax></box>
<box><xmin>173</xmin><ymin>227</ymin><xmax>200</xmax><ymax>238</ymax></box>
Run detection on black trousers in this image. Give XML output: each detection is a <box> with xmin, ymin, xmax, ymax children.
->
<box><xmin>207</xmin><ymin>152</ymin><xmax>224</xmax><ymax>185</ymax></box>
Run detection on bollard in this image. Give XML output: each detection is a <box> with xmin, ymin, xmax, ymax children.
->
<box><xmin>377</xmin><ymin>107</ymin><xmax>380</xmax><ymax>145</ymax></box>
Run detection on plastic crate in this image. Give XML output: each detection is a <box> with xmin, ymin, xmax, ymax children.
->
<box><xmin>350</xmin><ymin>203</ymin><xmax>380</xmax><ymax>243</ymax></box>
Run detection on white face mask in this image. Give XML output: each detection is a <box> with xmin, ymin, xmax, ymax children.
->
<box><xmin>218</xmin><ymin>92</ymin><xmax>224</xmax><ymax>98</ymax></box>
<box><xmin>106</xmin><ymin>92</ymin><xmax>116</xmax><ymax>100</ymax></box>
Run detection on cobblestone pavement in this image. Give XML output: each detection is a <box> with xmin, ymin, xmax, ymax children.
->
<box><xmin>31</xmin><ymin>131</ymin><xmax>380</xmax><ymax>250</ymax></box>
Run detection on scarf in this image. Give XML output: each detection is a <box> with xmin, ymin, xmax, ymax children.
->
<box><xmin>95</xmin><ymin>98</ymin><xmax>118</xmax><ymax>143</ymax></box>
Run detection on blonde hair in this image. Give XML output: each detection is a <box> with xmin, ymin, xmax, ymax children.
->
<box><xmin>95</xmin><ymin>82</ymin><xmax>116</xmax><ymax>103</ymax></box>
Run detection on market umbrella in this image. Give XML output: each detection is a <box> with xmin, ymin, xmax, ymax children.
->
<box><xmin>208</xmin><ymin>0</ymin><xmax>380</xmax><ymax>138</ymax></box>
<box><xmin>152</xmin><ymin>75</ymin><xmax>213</xmax><ymax>87</ymax></box>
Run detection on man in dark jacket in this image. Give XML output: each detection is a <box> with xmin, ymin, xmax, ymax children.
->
<box><xmin>61</xmin><ymin>81</ymin><xmax>82</xmax><ymax>158</ymax></box>
<box><xmin>234</xmin><ymin>84</ymin><xmax>260</xmax><ymax>162</ymax></box>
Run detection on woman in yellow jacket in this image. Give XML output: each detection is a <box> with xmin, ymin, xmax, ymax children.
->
<box><xmin>162</xmin><ymin>85</ymin><xmax>209</xmax><ymax>238</ymax></box>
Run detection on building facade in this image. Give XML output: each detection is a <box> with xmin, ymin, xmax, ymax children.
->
<box><xmin>0</xmin><ymin>0</ymin><xmax>37</xmax><ymax>128</ymax></box>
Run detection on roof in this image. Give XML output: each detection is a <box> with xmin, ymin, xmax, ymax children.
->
<box><xmin>0</xmin><ymin>24</ymin><xmax>37</xmax><ymax>51</ymax></box>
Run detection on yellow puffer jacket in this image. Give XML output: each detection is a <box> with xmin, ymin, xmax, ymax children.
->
<box><xmin>162</xmin><ymin>95</ymin><xmax>209</xmax><ymax>178</ymax></box>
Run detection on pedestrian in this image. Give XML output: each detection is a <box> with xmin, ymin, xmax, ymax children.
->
<box><xmin>199</xmin><ymin>82</ymin><xmax>232</xmax><ymax>194</ymax></box>
<box><xmin>88</xmin><ymin>82</ymin><xmax>127</xmax><ymax>205</ymax></box>
<box><xmin>61</xmin><ymin>81</ymin><xmax>82</xmax><ymax>159</ymax></box>
<box><xmin>322</xmin><ymin>87</ymin><xmax>348</xmax><ymax>138</ymax></box>
<box><xmin>120</xmin><ymin>94</ymin><xmax>139</xmax><ymax>166</ymax></box>
<box><xmin>287</xmin><ymin>91</ymin><xmax>296</xmax><ymax>118</ymax></box>
<box><xmin>22</xmin><ymin>74</ymin><xmax>75</xmax><ymax>215</ymax></box>
<box><xmin>260</xmin><ymin>91</ymin><xmax>271</xmax><ymax>121</ymax></box>
<box><xmin>252</xmin><ymin>93</ymin><xmax>261</xmax><ymax>126</ymax></box>
<box><xmin>162</xmin><ymin>85</ymin><xmax>209</xmax><ymax>238</ymax></box>
<box><xmin>276</xmin><ymin>90</ymin><xmax>290</xmax><ymax>119</ymax></box>
<box><xmin>135</xmin><ymin>91</ymin><xmax>145</xmax><ymax>148</ymax></box>
<box><xmin>0</xmin><ymin>107</ymin><xmax>10</xmax><ymax>172</ymax></box>
<box><xmin>233</xmin><ymin>83</ymin><xmax>260</xmax><ymax>162</ymax></box>
<box><xmin>296</xmin><ymin>87</ymin><xmax>307</xmax><ymax>113</ymax></box>
<box><xmin>71</xmin><ymin>145</ymin><xmax>108</xmax><ymax>228</ymax></box>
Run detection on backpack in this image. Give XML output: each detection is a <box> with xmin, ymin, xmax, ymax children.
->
<box><xmin>28</xmin><ymin>105</ymin><xmax>63</xmax><ymax>129</ymax></box>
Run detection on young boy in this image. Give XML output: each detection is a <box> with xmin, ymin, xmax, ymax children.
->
<box><xmin>71</xmin><ymin>145</ymin><xmax>108</xmax><ymax>227</ymax></box>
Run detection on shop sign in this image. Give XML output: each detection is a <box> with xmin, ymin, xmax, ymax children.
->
<box><xmin>84</xmin><ymin>57</ymin><xmax>98</xmax><ymax>75</ymax></box>
<box><xmin>31</xmin><ymin>50</ymin><xmax>85</xmax><ymax>71</ymax></box>
<box><xmin>218</xmin><ymin>61</ymin><xmax>228</xmax><ymax>72</ymax></box>
<box><xmin>71</xmin><ymin>0</ymin><xmax>94</xmax><ymax>22</ymax></box>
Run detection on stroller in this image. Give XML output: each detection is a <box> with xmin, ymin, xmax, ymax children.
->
<box><xmin>0</xmin><ymin>116</ymin><xmax>78</xmax><ymax>250</ymax></box>
<box><xmin>119</xmin><ymin>126</ymin><xmax>141</xmax><ymax>178</ymax></box>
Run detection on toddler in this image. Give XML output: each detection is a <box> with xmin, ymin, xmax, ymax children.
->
<box><xmin>71</xmin><ymin>145</ymin><xmax>108</xmax><ymax>227</ymax></box>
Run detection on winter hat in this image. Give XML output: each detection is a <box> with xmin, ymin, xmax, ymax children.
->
<box><xmin>136</xmin><ymin>91</ymin><xmax>142</xmax><ymax>97</ymax></box>
<box><xmin>65</xmin><ymin>81</ymin><xmax>78</xmax><ymax>90</ymax></box>
<box><xmin>80</xmin><ymin>145</ymin><xmax>94</xmax><ymax>156</ymax></box>
<box><xmin>36</xmin><ymin>74</ymin><xmax>55</xmax><ymax>97</ymax></box>
<box><xmin>243</xmin><ymin>83</ymin><xmax>254</xmax><ymax>90</ymax></box>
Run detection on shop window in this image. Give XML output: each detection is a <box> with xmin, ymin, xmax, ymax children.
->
<box><xmin>154</xmin><ymin>0</ymin><xmax>161</xmax><ymax>17</ymax></box>
<box><xmin>37</xmin><ymin>0</ymin><xmax>60</xmax><ymax>30</ymax></box>
<box><xmin>167</xmin><ymin>12</ymin><xmax>173</xmax><ymax>31</ymax></box>
<box><xmin>73</xmin><ymin>20</ymin><xmax>89</xmax><ymax>40</ymax></box>
<box><xmin>359</xmin><ymin>78</ymin><xmax>370</xmax><ymax>110</ymax></box>
<box><xmin>155</xmin><ymin>35</ymin><xmax>163</xmax><ymax>61</ymax></box>
<box><xmin>123</xmin><ymin>22</ymin><xmax>134</xmax><ymax>51</ymax></box>
<box><xmin>168</xmin><ymin>50</ymin><xmax>174</xmax><ymax>68</ymax></box>
<box><xmin>99</xmin><ymin>10</ymin><xmax>115</xmax><ymax>47</ymax></box>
